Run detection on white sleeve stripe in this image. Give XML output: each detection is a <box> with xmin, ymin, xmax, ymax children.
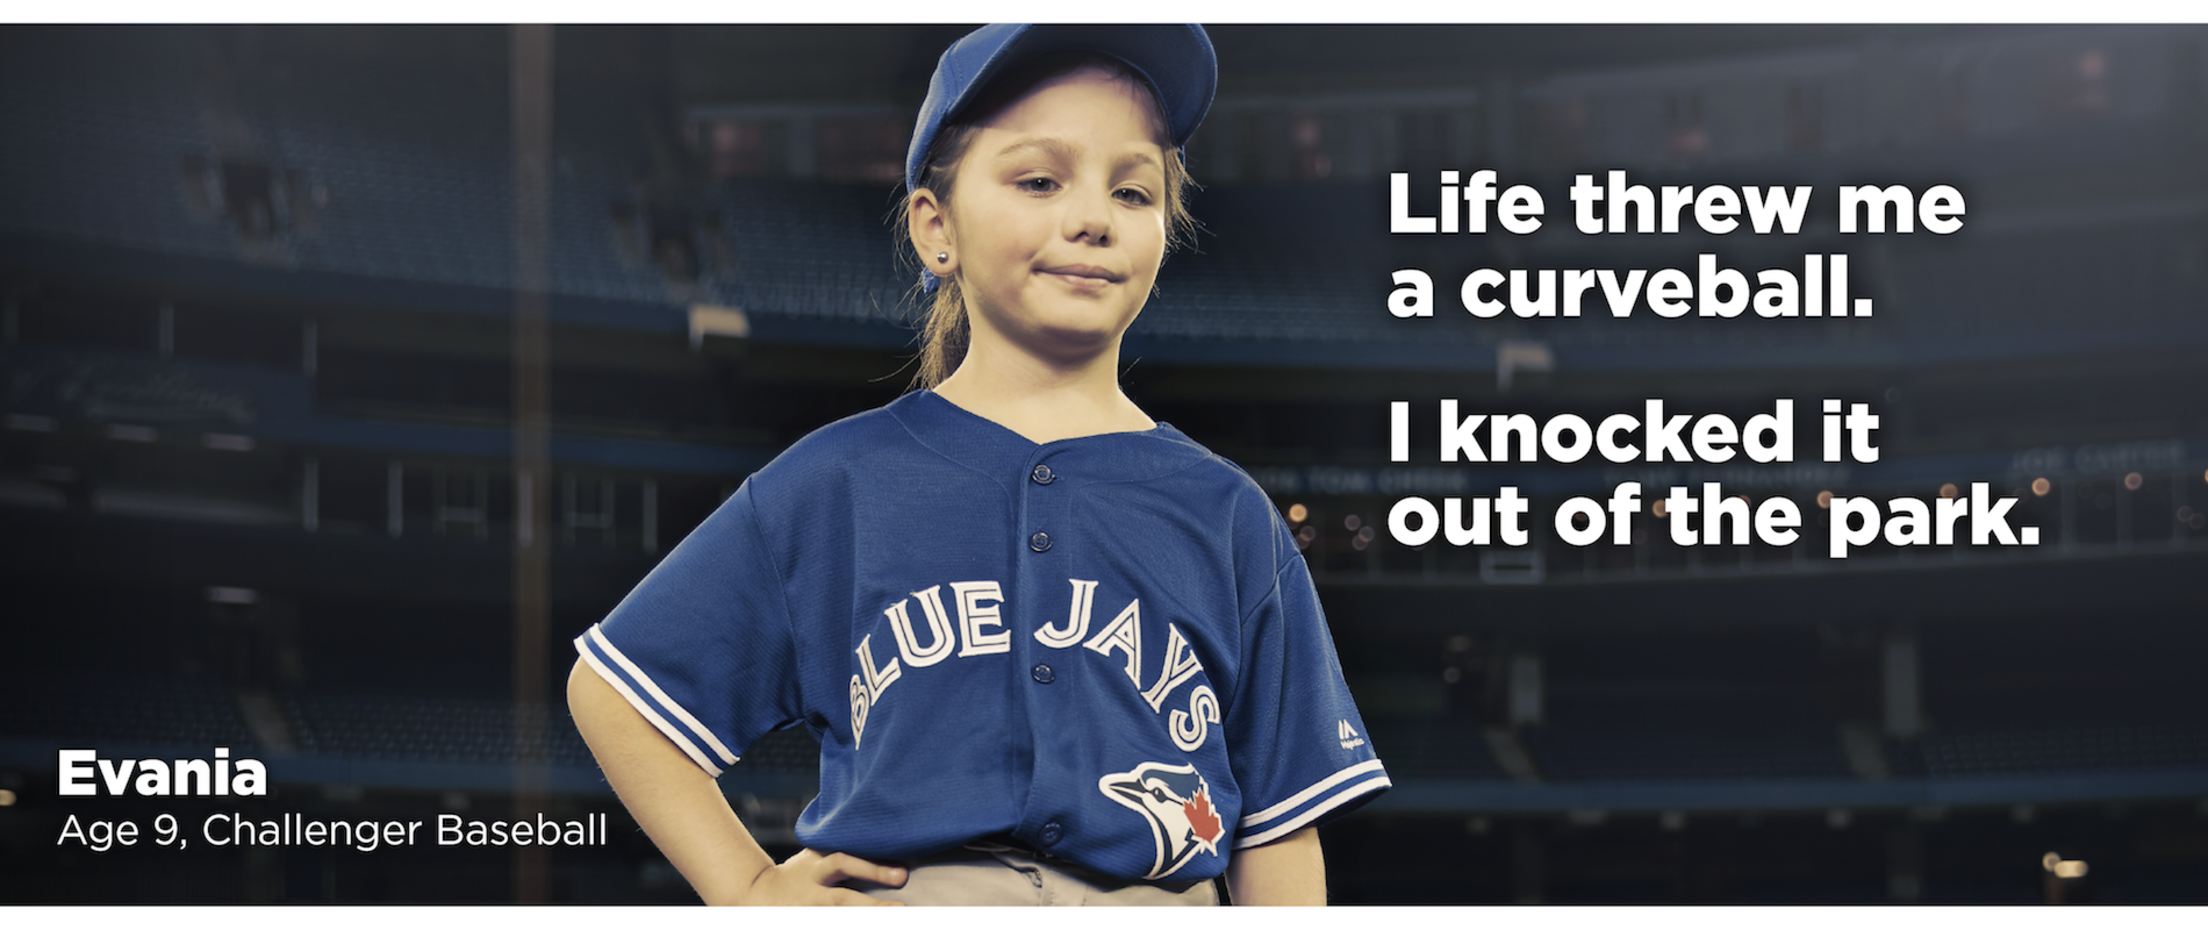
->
<box><xmin>579</xmin><ymin>630</ymin><xmax>738</xmax><ymax>771</ymax></box>
<box><xmin>1239</xmin><ymin>759</ymin><xmax>1388</xmax><ymax>828</ymax></box>
<box><xmin>586</xmin><ymin>625</ymin><xmax>740</xmax><ymax>766</ymax></box>
<box><xmin>576</xmin><ymin>642</ymin><xmax>726</xmax><ymax>777</ymax></box>
<box><xmin>1233</xmin><ymin>773</ymin><xmax>1391</xmax><ymax>849</ymax></box>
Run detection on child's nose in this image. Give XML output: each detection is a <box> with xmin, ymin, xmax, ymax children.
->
<box><xmin>1061</xmin><ymin>186</ymin><xmax>1114</xmax><ymax>246</ymax></box>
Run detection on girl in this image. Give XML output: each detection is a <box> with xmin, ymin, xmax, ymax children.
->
<box><xmin>568</xmin><ymin>23</ymin><xmax>1388</xmax><ymax>906</ymax></box>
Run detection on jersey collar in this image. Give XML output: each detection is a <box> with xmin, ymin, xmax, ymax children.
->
<box><xmin>890</xmin><ymin>389</ymin><xmax>1213</xmax><ymax>483</ymax></box>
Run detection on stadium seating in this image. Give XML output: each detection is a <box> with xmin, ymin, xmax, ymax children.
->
<box><xmin>284</xmin><ymin>691</ymin><xmax>594</xmax><ymax>769</ymax></box>
<box><xmin>0</xmin><ymin>672</ymin><xmax>259</xmax><ymax>750</ymax></box>
<box><xmin>1897</xmin><ymin>722</ymin><xmax>2208</xmax><ymax>778</ymax></box>
<box><xmin>0</xmin><ymin>31</ymin><xmax>232</xmax><ymax>263</ymax></box>
<box><xmin>1357</xmin><ymin>712</ymin><xmax>1513</xmax><ymax>781</ymax></box>
<box><xmin>1526</xmin><ymin>693</ymin><xmax>1853</xmax><ymax>782</ymax></box>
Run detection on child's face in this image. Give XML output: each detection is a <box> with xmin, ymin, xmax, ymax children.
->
<box><xmin>945</xmin><ymin>66</ymin><xmax>1170</xmax><ymax>364</ymax></box>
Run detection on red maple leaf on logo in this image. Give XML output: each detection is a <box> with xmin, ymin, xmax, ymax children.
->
<box><xmin>1183</xmin><ymin>786</ymin><xmax>1223</xmax><ymax>851</ymax></box>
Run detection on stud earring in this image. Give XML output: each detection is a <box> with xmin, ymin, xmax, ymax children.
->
<box><xmin>936</xmin><ymin>252</ymin><xmax>949</xmax><ymax>264</ymax></box>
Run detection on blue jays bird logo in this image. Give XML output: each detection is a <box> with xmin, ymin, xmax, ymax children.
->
<box><xmin>1097</xmin><ymin>761</ymin><xmax>1225</xmax><ymax>879</ymax></box>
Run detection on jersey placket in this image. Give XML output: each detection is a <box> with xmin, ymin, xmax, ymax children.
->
<box><xmin>1013</xmin><ymin>445</ymin><xmax>1074</xmax><ymax>854</ymax></box>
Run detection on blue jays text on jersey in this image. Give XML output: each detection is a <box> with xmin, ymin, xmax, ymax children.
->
<box><xmin>849</xmin><ymin>577</ymin><xmax>1219</xmax><ymax>752</ymax></box>
<box><xmin>576</xmin><ymin>389</ymin><xmax>1390</xmax><ymax>883</ymax></box>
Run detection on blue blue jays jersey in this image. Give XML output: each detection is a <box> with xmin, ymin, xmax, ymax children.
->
<box><xmin>575</xmin><ymin>389</ymin><xmax>1389</xmax><ymax>882</ymax></box>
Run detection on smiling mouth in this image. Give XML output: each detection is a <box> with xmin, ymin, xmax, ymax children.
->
<box><xmin>1040</xmin><ymin>265</ymin><xmax>1125</xmax><ymax>285</ymax></box>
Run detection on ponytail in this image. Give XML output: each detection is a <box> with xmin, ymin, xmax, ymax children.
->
<box><xmin>914</xmin><ymin>274</ymin><xmax>971</xmax><ymax>390</ymax></box>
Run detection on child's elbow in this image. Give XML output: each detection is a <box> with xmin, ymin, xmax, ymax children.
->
<box><xmin>567</xmin><ymin>657</ymin><xmax>609</xmax><ymax>718</ymax></box>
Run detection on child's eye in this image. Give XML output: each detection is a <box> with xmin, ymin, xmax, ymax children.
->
<box><xmin>1019</xmin><ymin>176</ymin><xmax>1060</xmax><ymax>193</ymax></box>
<box><xmin>1115</xmin><ymin>187</ymin><xmax>1154</xmax><ymax>206</ymax></box>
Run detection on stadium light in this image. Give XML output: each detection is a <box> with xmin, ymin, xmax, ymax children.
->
<box><xmin>2032</xmin><ymin>477</ymin><xmax>2052</xmax><ymax>497</ymax></box>
<box><xmin>205</xmin><ymin>587</ymin><xmax>259</xmax><ymax>606</ymax></box>
<box><xmin>2042</xmin><ymin>852</ymin><xmax>2089</xmax><ymax>879</ymax></box>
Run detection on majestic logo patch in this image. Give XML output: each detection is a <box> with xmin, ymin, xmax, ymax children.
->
<box><xmin>1338</xmin><ymin>719</ymin><xmax>1366</xmax><ymax>750</ymax></box>
<box><xmin>1098</xmin><ymin>761</ymin><xmax>1224</xmax><ymax>879</ymax></box>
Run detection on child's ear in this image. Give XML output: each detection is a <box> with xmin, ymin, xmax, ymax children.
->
<box><xmin>908</xmin><ymin>188</ymin><xmax>957</xmax><ymax>278</ymax></box>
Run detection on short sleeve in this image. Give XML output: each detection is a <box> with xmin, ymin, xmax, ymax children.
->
<box><xmin>573</xmin><ymin>479</ymin><xmax>801</xmax><ymax>777</ymax></box>
<box><xmin>1224</xmin><ymin>527</ymin><xmax>1391</xmax><ymax>848</ymax></box>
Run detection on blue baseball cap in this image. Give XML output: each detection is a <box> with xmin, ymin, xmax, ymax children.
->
<box><xmin>903</xmin><ymin>23</ymin><xmax>1218</xmax><ymax>197</ymax></box>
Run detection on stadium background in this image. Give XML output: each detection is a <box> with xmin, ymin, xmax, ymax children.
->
<box><xmin>1</xmin><ymin>23</ymin><xmax>2204</xmax><ymax>904</ymax></box>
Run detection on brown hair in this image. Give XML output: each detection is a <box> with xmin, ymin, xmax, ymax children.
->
<box><xmin>896</xmin><ymin>54</ymin><xmax>1198</xmax><ymax>390</ymax></box>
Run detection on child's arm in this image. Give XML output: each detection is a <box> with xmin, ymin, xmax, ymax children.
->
<box><xmin>1224</xmin><ymin>826</ymin><xmax>1327</xmax><ymax>905</ymax></box>
<box><xmin>566</xmin><ymin>658</ymin><xmax>907</xmax><ymax>906</ymax></box>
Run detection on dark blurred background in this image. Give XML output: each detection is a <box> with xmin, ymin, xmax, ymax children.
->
<box><xmin>2</xmin><ymin>23</ymin><xmax>2204</xmax><ymax>904</ymax></box>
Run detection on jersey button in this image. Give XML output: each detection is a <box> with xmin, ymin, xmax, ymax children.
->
<box><xmin>1039</xmin><ymin>822</ymin><xmax>1064</xmax><ymax>846</ymax></box>
<box><xmin>1030</xmin><ymin>463</ymin><xmax>1056</xmax><ymax>485</ymax></box>
<box><xmin>1028</xmin><ymin>531</ymin><xmax>1051</xmax><ymax>552</ymax></box>
<box><xmin>1031</xmin><ymin>664</ymin><xmax>1055</xmax><ymax>684</ymax></box>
